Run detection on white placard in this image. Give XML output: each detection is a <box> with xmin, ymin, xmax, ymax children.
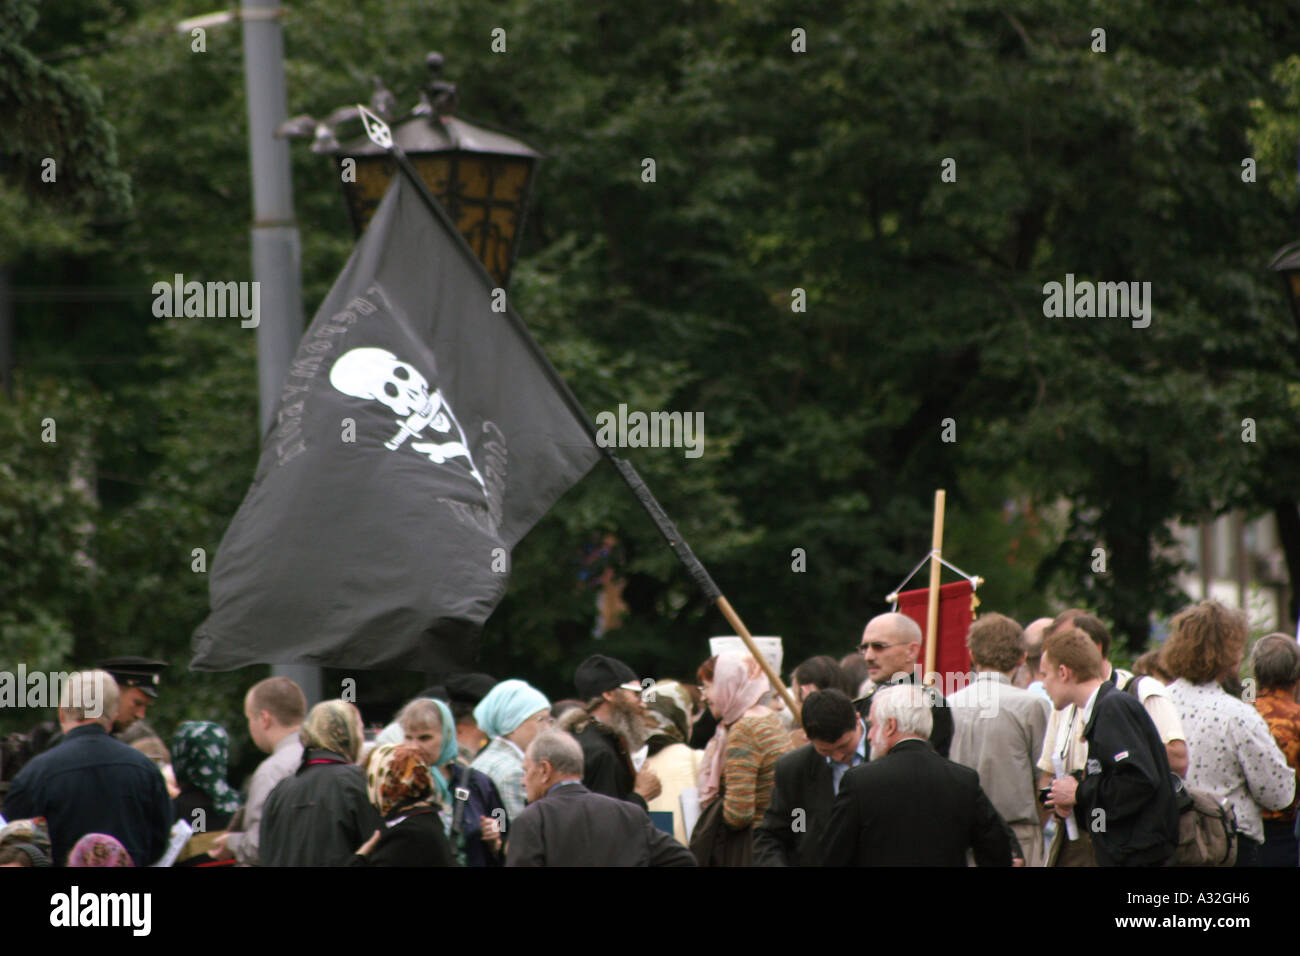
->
<box><xmin>709</xmin><ymin>635</ymin><xmax>783</xmax><ymax>675</ymax></box>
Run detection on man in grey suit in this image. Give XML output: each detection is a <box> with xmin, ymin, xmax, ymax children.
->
<box><xmin>948</xmin><ymin>613</ymin><xmax>1051</xmax><ymax>866</ymax></box>
<box><xmin>506</xmin><ymin>730</ymin><xmax>696</xmax><ymax>867</ymax></box>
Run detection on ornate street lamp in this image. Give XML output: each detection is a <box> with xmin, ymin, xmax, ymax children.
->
<box><xmin>280</xmin><ymin>53</ymin><xmax>540</xmax><ymax>288</ymax></box>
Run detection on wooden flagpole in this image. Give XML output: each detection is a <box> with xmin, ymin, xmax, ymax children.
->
<box><xmin>353</xmin><ymin>106</ymin><xmax>801</xmax><ymax>721</ymax></box>
<box><xmin>924</xmin><ymin>490</ymin><xmax>945</xmax><ymax>681</ymax></box>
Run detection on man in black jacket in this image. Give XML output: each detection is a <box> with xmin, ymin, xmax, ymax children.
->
<box><xmin>557</xmin><ymin>655</ymin><xmax>660</xmax><ymax>810</ymax></box>
<box><xmin>854</xmin><ymin>613</ymin><xmax>954</xmax><ymax>757</ymax></box>
<box><xmin>507</xmin><ymin>730</ymin><xmax>695</xmax><ymax>867</ymax></box>
<box><xmin>3</xmin><ymin>670</ymin><xmax>171</xmax><ymax>866</ymax></box>
<box><xmin>1041</xmin><ymin>628</ymin><xmax>1179</xmax><ymax>867</ymax></box>
<box><xmin>819</xmin><ymin>684</ymin><xmax>1012</xmax><ymax>866</ymax></box>
<box><xmin>260</xmin><ymin>700</ymin><xmax>382</xmax><ymax>866</ymax></box>
<box><xmin>755</xmin><ymin>689</ymin><xmax>864</xmax><ymax>866</ymax></box>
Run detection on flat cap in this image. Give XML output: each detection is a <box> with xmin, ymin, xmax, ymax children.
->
<box><xmin>574</xmin><ymin>654</ymin><xmax>638</xmax><ymax>699</ymax></box>
<box><xmin>444</xmin><ymin>673</ymin><xmax>498</xmax><ymax>705</ymax></box>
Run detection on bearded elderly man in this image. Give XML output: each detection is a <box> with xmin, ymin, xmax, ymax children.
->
<box><xmin>819</xmin><ymin>685</ymin><xmax>1013</xmax><ymax>867</ymax></box>
<box><xmin>557</xmin><ymin>655</ymin><xmax>661</xmax><ymax>809</ymax></box>
<box><xmin>506</xmin><ymin>730</ymin><xmax>695</xmax><ymax>867</ymax></box>
<box><xmin>854</xmin><ymin>612</ymin><xmax>954</xmax><ymax>757</ymax></box>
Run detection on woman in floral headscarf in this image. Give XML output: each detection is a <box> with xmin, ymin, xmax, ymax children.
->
<box><xmin>383</xmin><ymin>697</ymin><xmax>508</xmax><ymax>867</ymax></box>
<box><xmin>349</xmin><ymin>743</ymin><xmax>455</xmax><ymax>866</ymax></box>
<box><xmin>0</xmin><ymin>818</ymin><xmax>53</xmax><ymax>867</ymax></box>
<box><xmin>171</xmin><ymin>721</ymin><xmax>241</xmax><ymax>830</ymax></box>
<box><xmin>68</xmin><ymin>833</ymin><xmax>133</xmax><ymax>867</ymax></box>
<box><xmin>643</xmin><ymin>679</ymin><xmax>704</xmax><ymax>845</ymax></box>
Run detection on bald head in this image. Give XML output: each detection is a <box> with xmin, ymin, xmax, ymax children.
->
<box><xmin>860</xmin><ymin>613</ymin><xmax>923</xmax><ymax>684</ymax></box>
<box><xmin>1023</xmin><ymin>618</ymin><xmax>1052</xmax><ymax>656</ymax></box>
<box><xmin>863</xmin><ymin>613</ymin><xmax>923</xmax><ymax>645</ymax></box>
<box><xmin>1014</xmin><ymin>617</ymin><xmax>1053</xmax><ymax>688</ymax></box>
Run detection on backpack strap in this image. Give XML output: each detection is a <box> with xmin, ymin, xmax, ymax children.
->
<box><xmin>451</xmin><ymin>764</ymin><xmax>472</xmax><ymax>832</ymax></box>
<box><xmin>1122</xmin><ymin>674</ymin><xmax>1143</xmax><ymax>698</ymax></box>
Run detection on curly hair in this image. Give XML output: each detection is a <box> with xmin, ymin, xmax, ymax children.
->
<box><xmin>967</xmin><ymin>613</ymin><xmax>1027</xmax><ymax>673</ymax></box>
<box><xmin>1163</xmin><ymin>601</ymin><xmax>1246</xmax><ymax>685</ymax></box>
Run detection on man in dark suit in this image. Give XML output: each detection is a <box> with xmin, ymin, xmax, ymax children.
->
<box><xmin>820</xmin><ymin>684</ymin><xmax>1012</xmax><ymax>866</ymax></box>
<box><xmin>854</xmin><ymin>613</ymin><xmax>954</xmax><ymax>757</ymax></box>
<box><xmin>506</xmin><ymin>729</ymin><xmax>695</xmax><ymax>867</ymax></box>
<box><xmin>755</xmin><ymin>689</ymin><xmax>864</xmax><ymax>865</ymax></box>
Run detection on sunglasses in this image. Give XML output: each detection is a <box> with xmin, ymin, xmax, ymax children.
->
<box><xmin>858</xmin><ymin>641</ymin><xmax>904</xmax><ymax>653</ymax></box>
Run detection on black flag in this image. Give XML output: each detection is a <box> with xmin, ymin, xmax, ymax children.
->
<box><xmin>191</xmin><ymin>174</ymin><xmax>602</xmax><ymax>671</ymax></box>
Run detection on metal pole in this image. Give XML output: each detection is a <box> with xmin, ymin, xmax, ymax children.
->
<box><xmin>241</xmin><ymin>0</ymin><xmax>320</xmax><ymax>706</ymax></box>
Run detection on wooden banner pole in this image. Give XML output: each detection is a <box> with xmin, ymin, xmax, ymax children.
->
<box><xmin>924</xmin><ymin>490</ymin><xmax>946</xmax><ymax>681</ymax></box>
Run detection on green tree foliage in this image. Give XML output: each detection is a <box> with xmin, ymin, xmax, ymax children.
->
<box><xmin>0</xmin><ymin>375</ymin><xmax>105</xmax><ymax>734</ymax></box>
<box><xmin>7</xmin><ymin>0</ymin><xmax>1300</xmax><ymax>743</ymax></box>
<box><xmin>0</xmin><ymin>0</ymin><xmax>131</xmax><ymax>260</ymax></box>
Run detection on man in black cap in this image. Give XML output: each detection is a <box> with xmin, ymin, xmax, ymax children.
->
<box><xmin>438</xmin><ymin>673</ymin><xmax>498</xmax><ymax>763</ymax></box>
<box><xmin>96</xmin><ymin>656</ymin><xmax>167</xmax><ymax>735</ymax></box>
<box><xmin>22</xmin><ymin>656</ymin><xmax>168</xmax><ymax>760</ymax></box>
<box><xmin>556</xmin><ymin>654</ymin><xmax>661</xmax><ymax>809</ymax></box>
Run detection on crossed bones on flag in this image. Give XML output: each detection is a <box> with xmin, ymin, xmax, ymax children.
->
<box><xmin>329</xmin><ymin>346</ymin><xmax>487</xmax><ymax>496</ymax></box>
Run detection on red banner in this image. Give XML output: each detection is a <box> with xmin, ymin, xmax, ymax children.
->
<box><xmin>895</xmin><ymin>580</ymin><xmax>974</xmax><ymax>680</ymax></box>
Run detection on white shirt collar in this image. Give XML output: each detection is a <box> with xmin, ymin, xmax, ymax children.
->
<box><xmin>1079</xmin><ymin>683</ymin><xmax>1103</xmax><ymax>727</ymax></box>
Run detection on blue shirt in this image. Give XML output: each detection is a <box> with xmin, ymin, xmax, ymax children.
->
<box><xmin>826</xmin><ymin>720</ymin><xmax>868</xmax><ymax>795</ymax></box>
<box><xmin>546</xmin><ymin>779</ymin><xmax>584</xmax><ymax>796</ymax></box>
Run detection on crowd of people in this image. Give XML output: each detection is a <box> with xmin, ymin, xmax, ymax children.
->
<box><xmin>1</xmin><ymin>598</ymin><xmax>1298</xmax><ymax>867</ymax></box>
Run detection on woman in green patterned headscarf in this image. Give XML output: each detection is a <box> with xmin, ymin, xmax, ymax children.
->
<box><xmin>171</xmin><ymin>721</ymin><xmax>242</xmax><ymax>825</ymax></box>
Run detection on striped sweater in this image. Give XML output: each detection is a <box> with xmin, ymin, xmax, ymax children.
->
<box><xmin>723</xmin><ymin>713</ymin><xmax>792</xmax><ymax>830</ymax></box>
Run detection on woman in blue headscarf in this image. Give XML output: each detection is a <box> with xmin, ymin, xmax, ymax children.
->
<box><xmin>385</xmin><ymin>697</ymin><xmax>512</xmax><ymax>866</ymax></box>
<box><xmin>468</xmin><ymin>680</ymin><xmax>552</xmax><ymax>828</ymax></box>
